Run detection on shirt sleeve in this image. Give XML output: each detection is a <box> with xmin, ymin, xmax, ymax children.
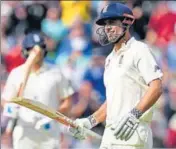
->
<box><xmin>2</xmin><ymin>70</ymin><xmax>18</xmax><ymax>101</ymax></box>
<box><xmin>56</xmin><ymin>71</ymin><xmax>74</xmax><ymax>100</ymax></box>
<box><xmin>135</xmin><ymin>46</ymin><xmax>163</xmax><ymax>85</ymax></box>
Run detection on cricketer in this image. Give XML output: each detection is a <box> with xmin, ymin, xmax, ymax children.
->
<box><xmin>2</xmin><ymin>31</ymin><xmax>74</xmax><ymax>149</ymax></box>
<box><xmin>69</xmin><ymin>2</ymin><xmax>163</xmax><ymax>149</ymax></box>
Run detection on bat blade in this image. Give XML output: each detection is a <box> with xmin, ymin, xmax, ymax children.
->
<box><xmin>11</xmin><ymin>97</ymin><xmax>102</xmax><ymax>140</ymax></box>
<box><xmin>11</xmin><ymin>97</ymin><xmax>74</xmax><ymax>127</ymax></box>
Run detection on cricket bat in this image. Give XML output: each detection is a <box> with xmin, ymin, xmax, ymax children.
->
<box><xmin>11</xmin><ymin>97</ymin><xmax>102</xmax><ymax>140</ymax></box>
<box><xmin>5</xmin><ymin>46</ymin><xmax>41</xmax><ymax>133</ymax></box>
<box><xmin>17</xmin><ymin>45</ymin><xmax>41</xmax><ymax>96</ymax></box>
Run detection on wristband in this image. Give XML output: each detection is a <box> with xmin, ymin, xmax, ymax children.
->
<box><xmin>130</xmin><ymin>108</ymin><xmax>143</xmax><ymax>119</ymax></box>
<box><xmin>88</xmin><ymin>115</ymin><xmax>98</xmax><ymax>127</ymax></box>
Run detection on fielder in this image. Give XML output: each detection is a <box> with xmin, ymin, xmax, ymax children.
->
<box><xmin>69</xmin><ymin>3</ymin><xmax>163</xmax><ymax>149</ymax></box>
<box><xmin>1</xmin><ymin>32</ymin><xmax>74</xmax><ymax>149</ymax></box>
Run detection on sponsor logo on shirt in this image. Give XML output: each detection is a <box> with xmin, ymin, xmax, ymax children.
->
<box><xmin>154</xmin><ymin>65</ymin><xmax>160</xmax><ymax>72</ymax></box>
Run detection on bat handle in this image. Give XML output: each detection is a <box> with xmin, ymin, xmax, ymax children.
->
<box><xmin>63</xmin><ymin>117</ymin><xmax>102</xmax><ymax>140</ymax></box>
<box><xmin>83</xmin><ymin>127</ymin><xmax>102</xmax><ymax>140</ymax></box>
<box><xmin>71</xmin><ymin>120</ymin><xmax>102</xmax><ymax>140</ymax></box>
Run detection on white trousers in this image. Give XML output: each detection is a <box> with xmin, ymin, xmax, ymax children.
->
<box><xmin>12</xmin><ymin>125</ymin><xmax>59</xmax><ymax>149</ymax></box>
<box><xmin>99</xmin><ymin>122</ymin><xmax>153</xmax><ymax>149</ymax></box>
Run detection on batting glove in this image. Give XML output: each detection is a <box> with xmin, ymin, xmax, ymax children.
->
<box><xmin>111</xmin><ymin>108</ymin><xmax>143</xmax><ymax>141</ymax></box>
<box><xmin>68</xmin><ymin>115</ymin><xmax>98</xmax><ymax>140</ymax></box>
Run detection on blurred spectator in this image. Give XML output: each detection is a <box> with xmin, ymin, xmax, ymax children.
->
<box><xmin>165</xmin><ymin>35</ymin><xmax>176</xmax><ymax>75</ymax></box>
<box><xmin>56</xmin><ymin>17</ymin><xmax>92</xmax><ymax>59</ymax></box>
<box><xmin>56</xmin><ymin>17</ymin><xmax>92</xmax><ymax>91</ymax></box>
<box><xmin>43</xmin><ymin>34</ymin><xmax>61</xmax><ymax>66</ymax></box>
<box><xmin>151</xmin><ymin>105</ymin><xmax>167</xmax><ymax>148</ymax></box>
<box><xmin>82</xmin><ymin>47</ymin><xmax>106</xmax><ymax>104</ymax></box>
<box><xmin>60</xmin><ymin>1</ymin><xmax>91</xmax><ymax>27</ymax></box>
<box><xmin>58</xmin><ymin>47</ymin><xmax>91</xmax><ymax>91</ymax></box>
<box><xmin>144</xmin><ymin>29</ymin><xmax>163</xmax><ymax>66</ymax></box>
<box><xmin>5</xmin><ymin>4</ymin><xmax>28</xmax><ymax>37</ymax></box>
<box><xmin>162</xmin><ymin>35</ymin><xmax>176</xmax><ymax>125</ymax></box>
<box><xmin>91</xmin><ymin>0</ymin><xmax>109</xmax><ymax>18</ymax></box>
<box><xmin>1</xmin><ymin>55</ymin><xmax>8</xmax><ymax>93</ymax></box>
<box><xmin>148</xmin><ymin>1</ymin><xmax>176</xmax><ymax>48</ymax></box>
<box><xmin>41</xmin><ymin>6</ymin><xmax>68</xmax><ymax>65</ymax></box>
<box><xmin>41</xmin><ymin>6</ymin><xmax>67</xmax><ymax>42</ymax></box>
<box><xmin>3</xmin><ymin>36</ymin><xmax>25</xmax><ymax>73</ymax></box>
<box><xmin>91</xmin><ymin>1</ymin><xmax>101</xmax><ymax>20</ymax></box>
<box><xmin>25</xmin><ymin>1</ymin><xmax>48</xmax><ymax>32</ymax></box>
<box><xmin>1</xmin><ymin>2</ymin><xmax>12</xmax><ymax>54</ymax></box>
<box><xmin>3</xmin><ymin>45</ymin><xmax>25</xmax><ymax>73</ymax></box>
<box><xmin>4</xmin><ymin>1</ymin><xmax>48</xmax><ymax>48</ymax></box>
<box><xmin>164</xmin><ymin>113</ymin><xmax>176</xmax><ymax>148</ymax></box>
<box><xmin>70</xmin><ymin>81</ymin><xmax>98</xmax><ymax>119</ymax></box>
<box><xmin>132</xmin><ymin>6</ymin><xmax>149</xmax><ymax>39</ymax></box>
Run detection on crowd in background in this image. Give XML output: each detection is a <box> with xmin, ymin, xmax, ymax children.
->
<box><xmin>1</xmin><ymin>0</ymin><xmax>176</xmax><ymax>148</ymax></box>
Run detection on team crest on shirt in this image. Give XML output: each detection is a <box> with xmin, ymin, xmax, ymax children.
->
<box><xmin>33</xmin><ymin>34</ymin><xmax>40</xmax><ymax>42</ymax></box>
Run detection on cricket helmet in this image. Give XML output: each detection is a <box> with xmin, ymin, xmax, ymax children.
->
<box><xmin>96</xmin><ymin>2</ymin><xmax>135</xmax><ymax>46</ymax></box>
<box><xmin>22</xmin><ymin>32</ymin><xmax>47</xmax><ymax>58</ymax></box>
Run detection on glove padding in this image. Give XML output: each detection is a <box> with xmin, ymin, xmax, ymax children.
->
<box><xmin>111</xmin><ymin>113</ymin><xmax>139</xmax><ymax>141</ymax></box>
<box><xmin>68</xmin><ymin>126</ymin><xmax>86</xmax><ymax>140</ymax></box>
<box><xmin>68</xmin><ymin>118</ymin><xmax>92</xmax><ymax>140</ymax></box>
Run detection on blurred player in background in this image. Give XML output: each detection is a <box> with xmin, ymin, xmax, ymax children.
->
<box><xmin>1</xmin><ymin>32</ymin><xmax>74</xmax><ymax>149</ymax></box>
<box><xmin>69</xmin><ymin>2</ymin><xmax>163</xmax><ymax>149</ymax></box>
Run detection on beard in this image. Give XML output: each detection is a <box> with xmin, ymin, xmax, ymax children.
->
<box><xmin>107</xmin><ymin>33</ymin><xmax>122</xmax><ymax>42</ymax></box>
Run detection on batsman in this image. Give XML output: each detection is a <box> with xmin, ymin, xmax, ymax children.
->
<box><xmin>69</xmin><ymin>2</ymin><xmax>163</xmax><ymax>149</ymax></box>
<box><xmin>1</xmin><ymin>32</ymin><xmax>74</xmax><ymax>149</ymax></box>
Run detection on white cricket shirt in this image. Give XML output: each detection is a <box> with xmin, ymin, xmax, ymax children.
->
<box><xmin>104</xmin><ymin>37</ymin><xmax>163</xmax><ymax>126</ymax></box>
<box><xmin>2</xmin><ymin>63</ymin><xmax>74</xmax><ymax>136</ymax></box>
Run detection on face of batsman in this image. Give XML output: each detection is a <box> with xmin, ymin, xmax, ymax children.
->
<box><xmin>96</xmin><ymin>18</ymin><xmax>127</xmax><ymax>46</ymax></box>
<box><xmin>104</xmin><ymin>19</ymin><xmax>124</xmax><ymax>43</ymax></box>
<box><xmin>28</xmin><ymin>47</ymin><xmax>45</xmax><ymax>63</ymax></box>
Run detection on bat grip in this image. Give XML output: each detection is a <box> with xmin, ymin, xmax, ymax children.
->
<box><xmin>71</xmin><ymin>120</ymin><xmax>102</xmax><ymax>140</ymax></box>
<box><xmin>61</xmin><ymin>116</ymin><xmax>102</xmax><ymax>140</ymax></box>
<box><xmin>83</xmin><ymin>127</ymin><xmax>102</xmax><ymax>140</ymax></box>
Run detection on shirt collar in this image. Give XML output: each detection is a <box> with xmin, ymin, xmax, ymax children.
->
<box><xmin>113</xmin><ymin>37</ymin><xmax>135</xmax><ymax>55</ymax></box>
